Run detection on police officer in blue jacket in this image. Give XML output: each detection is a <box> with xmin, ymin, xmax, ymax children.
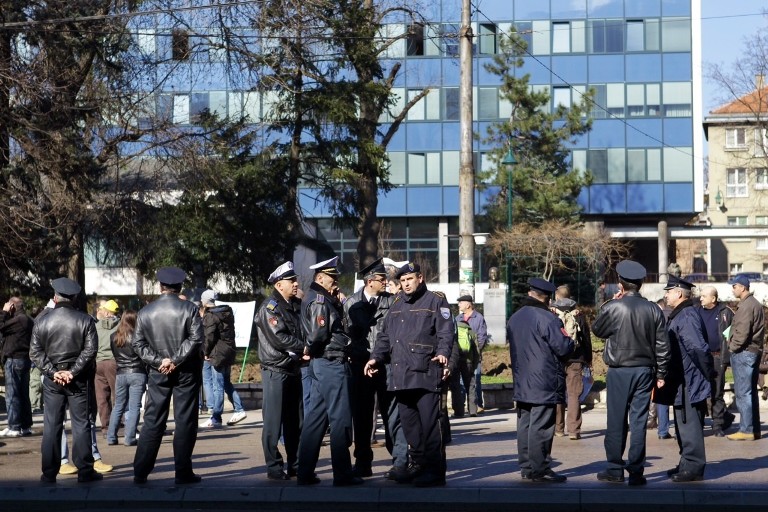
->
<box><xmin>365</xmin><ymin>262</ymin><xmax>454</xmax><ymax>487</ymax></box>
<box><xmin>297</xmin><ymin>256</ymin><xmax>362</xmax><ymax>487</ymax></box>
<box><xmin>507</xmin><ymin>277</ymin><xmax>574</xmax><ymax>483</ymax></box>
<box><xmin>661</xmin><ymin>276</ymin><xmax>713</xmax><ymax>483</ymax></box>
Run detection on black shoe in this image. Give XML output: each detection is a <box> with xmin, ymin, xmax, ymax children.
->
<box><xmin>646</xmin><ymin>419</ymin><xmax>658</xmax><ymax>429</ymax></box>
<box><xmin>628</xmin><ymin>474</ymin><xmax>647</xmax><ymax>486</ymax></box>
<box><xmin>134</xmin><ymin>475</ymin><xmax>148</xmax><ymax>484</ymax></box>
<box><xmin>40</xmin><ymin>474</ymin><xmax>56</xmax><ymax>484</ymax></box>
<box><xmin>297</xmin><ymin>476</ymin><xmax>321</xmax><ymax>486</ymax></box>
<box><xmin>413</xmin><ymin>472</ymin><xmax>446</xmax><ymax>487</ymax></box>
<box><xmin>106</xmin><ymin>440</ymin><xmax>117</xmax><ymax>446</ymax></box>
<box><xmin>723</xmin><ymin>412</ymin><xmax>735</xmax><ymax>430</ymax></box>
<box><xmin>713</xmin><ymin>430</ymin><xmax>725</xmax><ymax>437</ymax></box>
<box><xmin>521</xmin><ymin>471</ymin><xmax>532</xmax><ymax>480</ymax></box>
<box><xmin>174</xmin><ymin>473</ymin><xmax>202</xmax><ymax>485</ymax></box>
<box><xmin>267</xmin><ymin>471</ymin><xmax>290</xmax><ymax>480</ymax></box>
<box><xmin>351</xmin><ymin>465</ymin><xmax>373</xmax><ymax>478</ymax></box>
<box><xmin>671</xmin><ymin>470</ymin><xmax>703</xmax><ymax>483</ymax></box>
<box><xmin>385</xmin><ymin>465</ymin><xmax>406</xmax><ymax>480</ymax></box>
<box><xmin>394</xmin><ymin>463</ymin><xmax>422</xmax><ymax>484</ymax></box>
<box><xmin>667</xmin><ymin>466</ymin><xmax>680</xmax><ymax>477</ymax></box>
<box><xmin>333</xmin><ymin>476</ymin><xmax>364</xmax><ymax>487</ymax></box>
<box><xmin>287</xmin><ymin>468</ymin><xmax>298</xmax><ymax>478</ymax></box>
<box><xmin>78</xmin><ymin>472</ymin><xmax>103</xmax><ymax>483</ymax></box>
<box><xmin>597</xmin><ymin>471</ymin><xmax>624</xmax><ymax>483</ymax></box>
<box><xmin>452</xmin><ymin>412</ymin><xmax>464</xmax><ymax>418</ymax></box>
<box><xmin>531</xmin><ymin>469</ymin><xmax>566</xmax><ymax>483</ymax></box>
<box><xmin>659</xmin><ymin>433</ymin><xmax>673</xmax><ymax>439</ymax></box>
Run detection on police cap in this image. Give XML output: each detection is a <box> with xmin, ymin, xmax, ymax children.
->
<box><xmin>157</xmin><ymin>267</ymin><xmax>186</xmax><ymax>285</ymax></box>
<box><xmin>528</xmin><ymin>277</ymin><xmax>556</xmax><ymax>295</ymax></box>
<box><xmin>395</xmin><ymin>262</ymin><xmax>421</xmax><ymax>279</ymax></box>
<box><xmin>616</xmin><ymin>260</ymin><xmax>646</xmax><ymax>282</ymax></box>
<box><xmin>360</xmin><ymin>258</ymin><xmax>386</xmax><ymax>279</ymax></box>
<box><xmin>51</xmin><ymin>277</ymin><xmax>82</xmax><ymax>298</ymax></box>
<box><xmin>310</xmin><ymin>256</ymin><xmax>340</xmax><ymax>277</ymax></box>
<box><xmin>268</xmin><ymin>261</ymin><xmax>297</xmax><ymax>284</ymax></box>
<box><xmin>663</xmin><ymin>275</ymin><xmax>695</xmax><ymax>291</ymax></box>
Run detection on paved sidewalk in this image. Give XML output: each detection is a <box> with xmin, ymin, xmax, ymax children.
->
<box><xmin>1</xmin><ymin>407</ymin><xmax>768</xmax><ymax>511</ymax></box>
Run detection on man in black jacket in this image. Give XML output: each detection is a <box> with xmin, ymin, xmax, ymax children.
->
<box><xmin>297</xmin><ymin>256</ymin><xmax>361</xmax><ymax>486</ymax></box>
<box><xmin>592</xmin><ymin>260</ymin><xmax>671</xmax><ymax>486</ymax></box>
<box><xmin>0</xmin><ymin>296</ymin><xmax>34</xmax><ymax>437</ymax></box>
<box><xmin>254</xmin><ymin>261</ymin><xmax>305</xmax><ymax>480</ymax></box>
<box><xmin>30</xmin><ymin>278</ymin><xmax>100</xmax><ymax>484</ymax></box>
<box><xmin>131</xmin><ymin>267</ymin><xmax>204</xmax><ymax>485</ymax></box>
<box><xmin>365</xmin><ymin>262</ymin><xmax>453</xmax><ymax>487</ymax></box>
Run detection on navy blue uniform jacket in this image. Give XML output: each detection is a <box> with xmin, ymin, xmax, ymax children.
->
<box><xmin>371</xmin><ymin>282</ymin><xmax>453</xmax><ymax>393</ymax></box>
<box><xmin>507</xmin><ymin>297</ymin><xmax>574</xmax><ymax>405</ymax></box>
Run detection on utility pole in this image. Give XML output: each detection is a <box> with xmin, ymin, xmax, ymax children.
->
<box><xmin>458</xmin><ymin>0</ymin><xmax>475</xmax><ymax>295</ymax></box>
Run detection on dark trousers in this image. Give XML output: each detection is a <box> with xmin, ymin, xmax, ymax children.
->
<box><xmin>516</xmin><ymin>402</ymin><xmax>556</xmax><ymax>476</ymax></box>
<box><xmin>604</xmin><ymin>366</ymin><xmax>653</xmax><ymax>476</ymax></box>
<box><xmin>41</xmin><ymin>372</ymin><xmax>96</xmax><ymax>480</ymax></box>
<box><xmin>449</xmin><ymin>357</ymin><xmax>477</xmax><ymax>416</ymax></box>
<box><xmin>710</xmin><ymin>354</ymin><xmax>731</xmax><ymax>430</ymax></box>
<box><xmin>397</xmin><ymin>388</ymin><xmax>445</xmax><ymax>476</ymax></box>
<box><xmin>350</xmin><ymin>359</ymin><xmax>388</xmax><ymax>468</ymax></box>
<box><xmin>261</xmin><ymin>368</ymin><xmax>302</xmax><ymax>475</ymax></box>
<box><xmin>95</xmin><ymin>359</ymin><xmax>117</xmax><ymax>431</ymax></box>
<box><xmin>673</xmin><ymin>394</ymin><xmax>707</xmax><ymax>477</ymax></box>
<box><xmin>555</xmin><ymin>361</ymin><xmax>584</xmax><ymax>435</ymax></box>
<box><xmin>297</xmin><ymin>358</ymin><xmax>353</xmax><ymax>482</ymax></box>
<box><xmin>133</xmin><ymin>359</ymin><xmax>202</xmax><ymax>480</ymax></box>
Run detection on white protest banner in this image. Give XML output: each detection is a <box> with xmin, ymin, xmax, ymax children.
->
<box><xmin>218</xmin><ymin>301</ymin><xmax>257</xmax><ymax>348</ymax></box>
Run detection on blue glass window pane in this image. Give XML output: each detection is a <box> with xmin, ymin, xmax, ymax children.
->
<box><xmin>443</xmin><ymin>187</ymin><xmax>460</xmax><ymax>215</ymax></box>
<box><xmin>662</xmin><ymin>53</ymin><xmax>692</xmax><ymax>81</ymax></box>
<box><xmin>378</xmin><ymin>188</ymin><xmax>407</xmax><ymax>217</ymax></box>
<box><xmin>589</xmin><ymin>120</ymin><xmax>626</xmax><ymax>148</ymax></box>
<box><xmin>514</xmin><ymin>0</ymin><xmax>549</xmax><ymax>19</ymax></box>
<box><xmin>442</xmin><ymin>123</ymin><xmax>460</xmax><ymax>150</ymax></box>
<box><xmin>299</xmin><ymin>188</ymin><xmax>332</xmax><ymax>218</ymax></box>
<box><xmin>626</xmin><ymin>54</ymin><xmax>661</xmax><ymax>82</ymax></box>
<box><xmin>589</xmin><ymin>20</ymin><xmax>605</xmax><ymax>53</ymax></box>
<box><xmin>627</xmin><ymin>184</ymin><xmax>663</xmax><ymax>213</ymax></box>
<box><xmin>408</xmin><ymin>188</ymin><xmax>443</xmax><ymax>215</ymax></box>
<box><xmin>475</xmin><ymin>0</ymin><xmax>512</xmax><ymax>19</ymax></box>
<box><xmin>664</xmin><ymin>183</ymin><xmax>694</xmax><ymax>212</ymax></box>
<box><xmin>663</xmin><ymin>119</ymin><xmax>693</xmax><ymax>146</ymax></box>
<box><xmin>588</xmin><ymin>0</ymin><xmax>624</xmax><ymax>17</ymax></box>
<box><xmin>626</xmin><ymin>0</ymin><xmax>661</xmax><ymax>17</ymax></box>
<box><xmin>518</xmin><ymin>56</ymin><xmax>551</xmax><ymax>83</ymax></box>
<box><xmin>586</xmin><ymin>184</ymin><xmax>627</xmax><ymax>213</ymax></box>
<box><xmin>605</xmin><ymin>20</ymin><xmax>624</xmax><ymax>53</ymax></box>
<box><xmin>551</xmin><ymin>56</ymin><xmax>587</xmax><ymax>84</ymax></box>
<box><xmin>384</xmin><ymin>125</ymin><xmax>406</xmax><ymax>150</ymax></box>
<box><xmin>587</xmin><ymin>55</ymin><xmax>625</xmax><ymax>82</ymax></box>
<box><xmin>405</xmin><ymin>124</ymin><xmax>442</xmax><ymax>151</ymax></box>
<box><xmin>662</xmin><ymin>0</ymin><xmax>691</xmax><ymax>16</ymax></box>
<box><xmin>552</xmin><ymin>0</ymin><xmax>586</xmax><ymax>18</ymax></box>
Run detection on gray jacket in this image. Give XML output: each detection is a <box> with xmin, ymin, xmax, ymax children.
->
<box><xmin>728</xmin><ymin>293</ymin><xmax>765</xmax><ymax>355</ymax></box>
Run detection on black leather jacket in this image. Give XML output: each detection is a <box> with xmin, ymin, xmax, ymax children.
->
<box><xmin>592</xmin><ymin>291</ymin><xmax>671</xmax><ymax>380</ymax></box>
<box><xmin>343</xmin><ymin>288</ymin><xmax>394</xmax><ymax>363</ymax></box>
<box><xmin>110</xmin><ymin>331</ymin><xmax>147</xmax><ymax>375</ymax></box>
<box><xmin>301</xmin><ymin>282</ymin><xmax>351</xmax><ymax>358</ymax></box>
<box><xmin>255</xmin><ymin>290</ymin><xmax>304</xmax><ymax>375</ymax></box>
<box><xmin>29</xmin><ymin>303</ymin><xmax>98</xmax><ymax>379</ymax></box>
<box><xmin>131</xmin><ymin>294</ymin><xmax>204</xmax><ymax>370</ymax></box>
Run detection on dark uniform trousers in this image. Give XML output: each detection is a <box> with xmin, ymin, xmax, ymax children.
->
<box><xmin>710</xmin><ymin>353</ymin><xmax>731</xmax><ymax>430</ymax></box>
<box><xmin>605</xmin><ymin>366</ymin><xmax>653</xmax><ymax>477</ymax></box>
<box><xmin>516</xmin><ymin>402</ymin><xmax>556</xmax><ymax>476</ymax></box>
<box><xmin>261</xmin><ymin>368</ymin><xmax>303</xmax><ymax>475</ymax></box>
<box><xmin>297</xmin><ymin>357</ymin><xmax>353</xmax><ymax>482</ymax></box>
<box><xmin>673</xmin><ymin>393</ymin><xmax>707</xmax><ymax>476</ymax></box>
<box><xmin>134</xmin><ymin>358</ymin><xmax>202</xmax><ymax>480</ymax></box>
<box><xmin>41</xmin><ymin>371</ymin><xmax>96</xmax><ymax>480</ymax></box>
<box><xmin>397</xmin><ymin>388</ymin><xmax>445</xmax><ymax>476</ymax></box>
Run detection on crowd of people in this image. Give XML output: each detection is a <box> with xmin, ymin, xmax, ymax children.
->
<box><xmin>1</xmin><ymin>256</ymin><xmax>763</xmax><ymax>487</ymax></box>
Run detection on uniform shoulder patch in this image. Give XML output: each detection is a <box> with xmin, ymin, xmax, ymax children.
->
<box><xmin>433</xmin><ymin>291</ymin><xmax>446</xmax><ymax>299</ymax></box>
<box><xmin>266</xmin><ymin>299</ymin><xmax>278</xmax><ymax>311</ymax></box>
<box><xmin>315</xmin><ymin>294</ymin><xmax>325</xmax><ymax>304</ymax></box>
<box><xmin>440</xmin><ymin>307</ymin><xmax>451</xmax><ymax>319</ymax></box>
<box><xmin>268</xmin><ymin>316</ymin><xmax>279</xmax><ymax>327</ymax></box>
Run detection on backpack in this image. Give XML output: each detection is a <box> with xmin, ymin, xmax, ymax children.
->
<box><xmin>457</xmin><ymin>321</ymin><xmax>477</xmax><ymax>356</ymax></box>
<box><xmin>556</xmin><ymin>309</ymin><xmax>581</xmax><ymax>349</ymax></box>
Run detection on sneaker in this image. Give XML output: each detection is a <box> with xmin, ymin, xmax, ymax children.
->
<box><xmin>200</xmin><ymin>418</ymin><xmax>222</xmax><ymax>428</ymax></box>
<box><xmin>0</xmin><ymin>428</ymin><xmax>22</xmax><ymax>437</ymax></box>
<box><xmin>94</xmin><ymin>460</ymin><xmax>114</xmax><ymax>473</ymax></box>
<box><xmin>59</xmin><ymin>463</ymin><xmax>78</xmax><ymax>475</ymax></box>
<box><xmin>21</xmin><ymin>428</ymin><xmax>33</xmax><ymax>437</ymax></box>
<box><xmin>227</xmin><ymin>411</ymin><xmax>247</xmax><ymax>425</ymax></box>
<box><xmin>726</xmin><ymin>431</ymin><xmax>756</xmax><ymax>441</ymax></box>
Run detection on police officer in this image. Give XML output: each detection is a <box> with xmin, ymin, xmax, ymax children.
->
<box><xmin>30</xmin><ymin>277</ymin><xmax>100</xmax><ymax>484</ymax></box>
<box><xmin>132</xmin><ymin>267</ymin><xmax>204</xmax><ymax>485</ymax></box>
<box><xmin>507</xmin><ymin>278</ymin><xmax>573</xmax><ymax>483</ymax></box>
<box><xmin>297</xmin><ymin>256</ymin><xmax>362</xmax><ymax>486</ymax></box>
<box><xmin>662</xmin><ymin>276</ymin><xmax>712</xmax><ymax>482</ymax></box>
<box><xmin>592</xmin><ymin>260</ymin><xmax>671</xmax><ymax>486</ymax></box>
<box><xmin>344</xmin><ymin>258</ymin><xmax>408</xmax><ymax>478</ymax></box>
<box><xmin>254</xmin><ymin>261</ymin><xmax>305</xmax><ymax>480</ymax></box>
<box><xmin>365</xmin><ymin>262</ymin><xmax>453</xmax><ymax>487</ymax></box>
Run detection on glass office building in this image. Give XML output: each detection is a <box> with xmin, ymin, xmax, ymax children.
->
<box><xmin>299</xmin><ymin>0</ymin><xmax>703</xmax><ymax>282</ymax></box>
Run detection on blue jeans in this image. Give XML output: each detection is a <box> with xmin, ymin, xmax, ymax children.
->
<box><xmin>61</xmin><ymin>415</ymin><xmax>101</xmax><ymax>463</ymax></box>
<box><xmin>107</xmin><ymin>372</ymin><xmax>147</xmax><ymax>445</ymax></box>
<box><xmin>4</xmin><ymin>358</ymin><xmax>32</xmax><ymax>430</ymax></box>
<box><xmin>201</xmin><ymin>360</ymin><xmax>214</xmax><ymax>412</ymax></box>
<box><xmin>474</xmin><ymin>362</ymin><xmax>483</xmax><ymax>408</ymax></box>
<box><xmin>211</xmin><ymin>365</ymin><xmax>244</xmax><ymax>423</ymax></box>
<box><xmin>657</xmin><ymin>404</ymin><xmax>670</xmax><ymax>436</ymax></box>
<box><xmin>731</xmin><ymin>350</ymin><xmax>759</xmax><ymax>434</ymax></box>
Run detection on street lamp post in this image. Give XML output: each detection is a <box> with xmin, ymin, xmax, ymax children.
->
<box><xmin>502</xmin><ymin>148</ymin><xmax>517</xmax><ymax>318</ymax></box>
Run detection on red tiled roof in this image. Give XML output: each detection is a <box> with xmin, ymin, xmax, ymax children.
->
<box><xmin>711</xmin><ymin>87</ymin><xmax>768</xmax><ymax>115</ymax></box>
